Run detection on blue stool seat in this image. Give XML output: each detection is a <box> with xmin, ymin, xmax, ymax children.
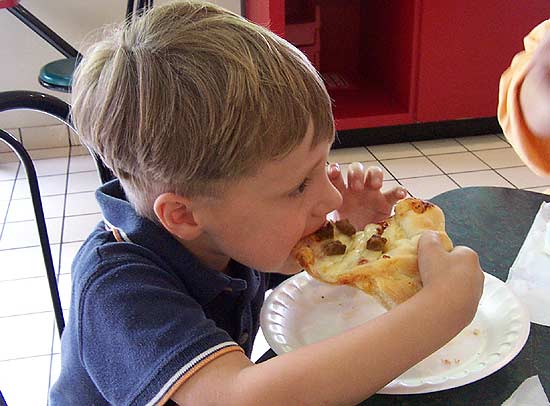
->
<box><xmin>38</xmin><ymin>57</ymin><xmax>78</xmax><ymax>93</ymax></box>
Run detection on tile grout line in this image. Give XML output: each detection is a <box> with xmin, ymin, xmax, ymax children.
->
<box><xmin>452</xmin><ymin>137</ymin><xmax>519</xmax><ymax>186</ymax></box>
<box><xmin>453</xmin><ymin>136</ymin><xmax>520</xmax><ymax>188</ymax></box>
<box><xmin>2</xmin><ymin>210</ymin><xmax>101</xmax><ymax>225</ymax></box>
<box><xmin>0</xmin><ymin>162</ymin><xmax>22</xmax><ymax>241</ymax></box>
<box><xmin>408</xmin><ymin>143</ymin><xmax>462</xmax><ymax>190</ymax></box>
<box><xmin>0</xmin><ymin>352</ymin><xmax>56</xmax><ymax>364</ymax></box>
<box><xmin>468</xmin><ymin>150</ymin><xmax>519</xmax><ymax>189</ymax></box>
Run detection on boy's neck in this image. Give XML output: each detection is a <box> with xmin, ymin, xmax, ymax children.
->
<box><xmin>176</xmin><ymin>234</ymin><xmax>232</xmax><ymax>273</ymax></box>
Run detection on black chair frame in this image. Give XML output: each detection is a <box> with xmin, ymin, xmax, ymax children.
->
<box><xmin>0</xmin><ymin>90</ymin><xmax>114</xmax><ymax>337</ymax></box>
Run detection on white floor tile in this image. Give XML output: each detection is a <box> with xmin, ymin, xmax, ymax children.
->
<box><xmin>399</xmin><ymin>175</ymin><xmax>458</xmax><ymax>200</ymax></box>
<box><xmin>0</xmin><ymin>244</ymin><xmax>60</xmax><ymax>281</ymax></box>
<box><xmin>59</xmin><ymin>242</ymin><xmax>83</xmax><ymax>274</ymax></box>
<box><xmin>12</xmin><ymin>174</ymin><xmax>67</xmax><ymax>199</ymax></box>
<box><xmin>5</xmin><ymin>194</ymin><xmax>65</xmax><ymax>222</ymax></box>
<box><xmin>412</xmin><ymin>138</ymin><xmax>467</xmax><ymax>155</ymax></box>
<box><xmin>328</xmin><ymin>147</ymin><xmax>375</xmax><ymax>163</ymax></box>
<box><xmin>0</xmin><ymin>151</ymin><xmax>19</xmax><ymax>163</ymax></box>
<box><xmin>0</xmin><ymin>128</ymin><xmax>20</xmax><ymax>153</ymax></box>
<box><xmin>0</xmin><ymin>217</ymin><xmax>63</xmax><ymax>250</ymax></box>
<box><xmin>381</xmin><ymin>157</ymin><xmax>442</xmax><ymax>179</ymax></box>
<box><xmin>381</xmin><ymin>179</ymin><xmax>402</xmax><ymax>193</ymax></box>
<box><xmin>455</xmin><ymin>134</ymin><xmax>509</xmax><ymax>151</ymax></box>
<box><xmin>70</xmin><ymin>145</ymin><xmax>89</xmax><ymax>156</ymax></box>
<box><xmin>0</xmin><ymin>312</ymin><xmax>55</xmax><ymax>361</ymax></box>
<box><xmin>17</xmin><ymin>156</ymin><xmax>68</xmax><ymax>179</ymax></box>
<box><xmin>0</xmin><ymin>277</ymin><xmax>54</xmax><ymax>317</ymax></box>
<box><xmin>58</xmin><ymin>273</ymin><xmax>72</xmax><ymax>311</ymax></box>
<box><xmin>368</xmin><ymin>142</ymin><xmax>422</xmax><ymax>160</ymax></box>
<box><xmin>473</xmin><ymin>147</ymin><xmax>525</xmax><ymax>169</ymax></box>
<box><xmin>0</xmin><ymin>162</ymin><xmax>19</xmax><ymax>181</ymax></box>
<box><xmin>0</xmin><ymin>199</ymin><xmax>8</xmax><ymax>223</ymax></box>
<box><xmin>497</xmin><ymin>167</ymin><xmax>550</xmax><ymax>189</ymax></box>
<box><xmin>62</xmin><ymin>213</ymin><xmax>103</xmax><ymax>243</ymax></box>
<box><xmin>65</xmin><ymin>191</ymin><xmax>101</xmax><ymax>216</ymax></box>
<box><xmin>69</xmin><ymin>128</ymin><xmax>81</xmax><ymax>146</ymax></box>
<box><xmin>69</xmin><ymin>153</ymin><xmax>96</xmax><ymax>173</ymax></box>
<box><xmin>449</xmin><ymin>170</ymin><xmax>515</xmax><ymax>188</ymax></box>
<box><xmin>50</xmin><ymin>353</ymin><xmax>61</xmax><ymax>386</ymax></box>
<box><xmin>0</xmin><ymin>354</ymin><xmax>51</xmax><ymax>406</ymax></box>
<box><xmin>429</xmin><ymin>152</ymin><xmax>490</xmax><ymax>174</ymax></box>
<box><xmin>0</xmin><ymin>179</ymin><xmax>14</xmax><ymax>200</ymax></box>
<box><xmin>52</xmin><ymin>328</ymin><xmax>61</xmax><ymax>355</ymax></box>
<box><xmin>20</xmin><ymin>125</ymin><xmax>69</xmax><ymax>150</ymax></box>
<box><xmin>67</xmin><ymin>171</ymin><xmax>101</xmax><ymax>194</ymax></box>
<box><xmin>339</xmin><ymin>163</ymin><xmax>394</xmax><ymax>181</ymax></box>
<box><xmin>28</xmin><ymin>147</ymin><xmax>69</xmax><ymax>161</ymax></box>
<box><xmin>524</xmin><ymin>186</ymin><xmax>550</xmax><ymax>194</ymax></box>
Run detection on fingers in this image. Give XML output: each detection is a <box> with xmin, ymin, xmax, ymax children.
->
<box><xmin>327</xmin><ymin>163</ymin><xmax>346</xmax><ymax>193</ymax></box>
<box><xmin>418</xmin><ymin>231</ymin><xmax>447</xmax><ymax>255</ymax></box>
<box><xmin>418</xmin><ymin>231</ymin><xmax>482</xmax><ymax>270</ymax></box>
<box><xmin>384</xmin><ymin>186</ymin><xmax>408</xmax><ymax>203</ymax></box>
<box><xmin>347</xmin><ymin>163</ymin><xmax>385</xmax><ymax>192</ymax></box>
<box><xmin>347</xmin><ymin>162</ymin><xmax>366</xmax><ymax>191</ymax></box>
<box><xmin>364</xmin><ymin>166</ymin><xmax>383</xmax><ymax>189</ymax></box>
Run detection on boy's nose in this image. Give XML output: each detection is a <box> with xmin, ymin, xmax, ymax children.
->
<box><xmin>313</xmin><ymin>177</ymin><xmax>343</xmax><ymax>217</ymax></box>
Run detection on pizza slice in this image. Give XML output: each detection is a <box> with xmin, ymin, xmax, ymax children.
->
<box><xmin>292</xmin><ymin>198</ymin><xmax>453</xmax><ymax>309</ymax></box>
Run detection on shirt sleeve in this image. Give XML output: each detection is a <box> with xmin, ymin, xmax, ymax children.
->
<box><xmin>497</xmin><ymin>19</ymin><xmax>550</xmax><ymax>177</ymax></box>
<box><xmin>77</xmin><ymin>254</ymin><xmax>243</xmax><ymax>406</ymax></box>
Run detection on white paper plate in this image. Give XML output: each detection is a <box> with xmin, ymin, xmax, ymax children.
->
<box><xmin>260</xmin><ymin>272</ymin><xmax>530</xmax><ymax>394</ymax></box>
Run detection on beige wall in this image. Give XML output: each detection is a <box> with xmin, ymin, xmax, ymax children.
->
<box><xmin>0</xmin><ymin>0</ymin><xmax>241</xmax><ymax>129</ymax></box>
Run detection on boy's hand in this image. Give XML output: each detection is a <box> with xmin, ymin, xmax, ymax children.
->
<box><xmin>417</xmin><ymin>231</ymin><xmax>484</xmax><ymax>323</ymax></box>
<box><xmin>328</xmin><ymin>162</ymin><xmax>407</xmax><ymax>229</ymax></box>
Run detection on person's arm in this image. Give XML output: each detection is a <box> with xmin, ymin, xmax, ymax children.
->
<box><xmin>498</xmin><ymin>19</ymin><xmax>550</xmax><ymax>177</ymax></box>
<box><xmin>172</xmin><ymin>232</ymin><xmax>484</xmax><ymax>406</ymax></box>
<box><xmin>520</xmin><ymin>28</ymin><xmax>550</xmax><ymax>139</ymax></box>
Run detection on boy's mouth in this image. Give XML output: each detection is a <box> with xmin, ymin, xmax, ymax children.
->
<box><xmin>302</xmin><ymin>221</ymin><xmax>329</xmax><ymax>239</ymax></box>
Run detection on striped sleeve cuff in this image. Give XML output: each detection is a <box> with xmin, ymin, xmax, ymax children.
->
<box><xmin>145</xmin><ymin>341</ymin><xmax>244</xmax><ymax>406</ymax></box>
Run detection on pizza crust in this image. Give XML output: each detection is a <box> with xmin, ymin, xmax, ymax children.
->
<box><xmin>293</xmin><ymin>198</ymin><xmax>453</xmax><ymax>309</ymax></box>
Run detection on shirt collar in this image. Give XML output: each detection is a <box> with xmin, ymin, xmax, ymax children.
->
<box><xmin>95</xmin><ymin>180</ymin><xmax>259</xmax><ymax>305</ymax></box>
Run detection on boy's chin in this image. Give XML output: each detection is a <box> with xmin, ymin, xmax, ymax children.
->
<box><xmin>264</xmin><ymin>258</ymin><xmax>303</xmax><ymax>275</ymax></box>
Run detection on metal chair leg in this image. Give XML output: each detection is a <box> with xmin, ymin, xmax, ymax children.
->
<box><xmin>0</xmin><ymin>388</ymin><xmax>7</xmax><ymax>406</ymax></box>
<box><xmin>0</xmin><ymin>130</ymin><xmax>64</xmax><ymax>337</ymax></box>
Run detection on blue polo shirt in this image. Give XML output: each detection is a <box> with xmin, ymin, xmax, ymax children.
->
<box><xmin>49</xmin><ymin>180</ymin><xmax>287</xmax><ymax>405</ymax></box>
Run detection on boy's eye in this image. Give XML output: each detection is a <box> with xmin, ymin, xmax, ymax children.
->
<box><xmin>290</xmin><ymin>177</ymin><xmax>312</xmax><ymax>197</ymax></box>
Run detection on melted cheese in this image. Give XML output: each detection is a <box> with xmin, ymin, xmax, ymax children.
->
<box><xmin>315</xmin><ymin>224</ymin><xmax>384</xmax><ymax>280</ymax></box>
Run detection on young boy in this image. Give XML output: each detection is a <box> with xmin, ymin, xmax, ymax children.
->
<box><xmin>49</xmin><ymin>1</ymin><xmax>484</xmax><ymax>405</ymax></box>
<box><xmin>498</xmin><ymin>19</ymin><xmax>550</xmax><ymax>177</ymax></box>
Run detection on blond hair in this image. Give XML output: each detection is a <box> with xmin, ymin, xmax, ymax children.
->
<box><xmin>72</xmin><ymin>0</ymin><xmax>334</xmax><ymax>220</ymax></box>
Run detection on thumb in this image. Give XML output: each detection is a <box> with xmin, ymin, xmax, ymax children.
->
<box><xmin>417</xmin><ymin>231</ymin><xmax>447</xmax><ymax>279</ymax></box>
<box><xmin>418</xmin><ymin>230</ymin><xmax>446</xmax><ymax>257</ymax></box>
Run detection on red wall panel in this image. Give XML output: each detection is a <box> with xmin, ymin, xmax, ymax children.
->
<box><xmin>417</xmin><ymin>0</ymin><xmax>550</xmax><ymax>122</ymax></box>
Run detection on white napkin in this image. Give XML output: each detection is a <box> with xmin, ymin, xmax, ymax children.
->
<box><xmin>501</xmin><ymin>375</ymin><xmax>549</xmax><ymax>406</ymax></box>
<box><xmin>506</xmin><ymin>202</ymin><xmax>550</xmax><ymax>326</ymax></box>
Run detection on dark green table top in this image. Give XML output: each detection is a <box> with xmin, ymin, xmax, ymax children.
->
<box><xmin>259</xmin><ymin>187</ymin><xmax>550</xmax><ymax>405</ymax></box>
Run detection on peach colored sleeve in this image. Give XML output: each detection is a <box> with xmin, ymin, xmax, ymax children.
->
<box><xmin>497</xmin><ymin>19</ymin><xmax>550</xmax><ymax>177</ymax></box>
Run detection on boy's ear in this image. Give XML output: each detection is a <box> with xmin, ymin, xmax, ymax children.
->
<box><xmin>153</xmin><ymin>193</ymin><xmax>203</xmax><ymax>240</ymax></box>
